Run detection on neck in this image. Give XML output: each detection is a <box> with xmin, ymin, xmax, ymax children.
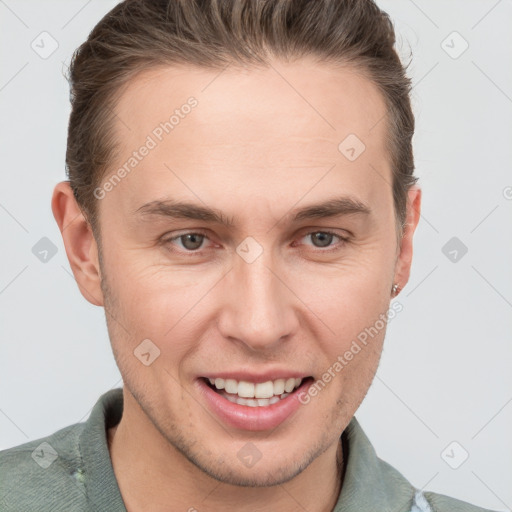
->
<box><xmin>108</xmin><ymin>390</ymin><xmax>345</xmax><ymax>512</ymax></box>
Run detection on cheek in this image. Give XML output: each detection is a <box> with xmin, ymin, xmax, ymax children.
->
<box><xmin>293</xmin><ymin>253</ymin><xmax>392</xmax><ymax>327</ymax></box>
<box><xmin>309</xmin><ymin>285</ymin><xmax>387</xmax><ymax>410</ymax></box>
<box><xmin>102</xmin><ymin>255</ymin><xmax>219</xmax><ymax>355</ymax></box>
<box><xmin>289</xmin><ymin>254</ymin><xmax>392</xmax><ymax>380</ymax></box>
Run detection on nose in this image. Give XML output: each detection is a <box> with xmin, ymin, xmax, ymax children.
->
<box><xmin>216</xmin><ymin>247</ymin><xmax>298</xmax><ymax>352</ymax></box>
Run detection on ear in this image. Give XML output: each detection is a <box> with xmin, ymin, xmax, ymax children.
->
<box><xmin>393</xmin><ymin>186</ymin><xmax>422</xmax><ymax>295</ymax></box>
<box><xmin>51</xmin><ymin>181</ymin><xmax>104</xmax><ymax>306</ymax></box>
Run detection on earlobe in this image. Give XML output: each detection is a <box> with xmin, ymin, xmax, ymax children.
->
<box><xmin>392</xmin><ymin>186</ymin><xmax>422</xmax><ymax>296</ymax></box>
<box><xmin>51</xmin><ymin>181</ymin><xmax>104</xmax><ymax>307</ymax></box>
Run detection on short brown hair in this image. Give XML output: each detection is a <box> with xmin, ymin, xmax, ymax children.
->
<box><xmin>66</xmin><ymin>0</ymin><xmax>418</xmax><ymax>239</ymax></box>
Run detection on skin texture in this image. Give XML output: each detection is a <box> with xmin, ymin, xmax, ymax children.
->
<box><xmin>52</xmin><ymin>57</ymin><xmax>421</xmax><ymax>512</ymax></box>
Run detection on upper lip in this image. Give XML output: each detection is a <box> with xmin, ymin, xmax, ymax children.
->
<box><xmin>201</xmin><ymin>371</ymin><xmax>310</xmax><ymax>384</ymax></box>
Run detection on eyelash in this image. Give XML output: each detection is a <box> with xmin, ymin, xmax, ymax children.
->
<box><xmin>161</xmin><ymin>229</ymin><xmax>350</xmax><ymax>256</ymax></box>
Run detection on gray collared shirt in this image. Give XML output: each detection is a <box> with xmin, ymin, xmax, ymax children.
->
<box><xmin>0</xmin><ymin>388</ymin><xmax>497</xmax><ymax>511</ymax></box>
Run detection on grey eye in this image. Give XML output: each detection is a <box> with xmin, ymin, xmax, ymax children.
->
<box><xmin>309</xmin><ymin>232</ymin><xmax>335</xmax><ymax>248</ymax></box>
<box><xmin>179</xmin><ymin>233</ymin><xmax>205</xmax><ymax>250</ymax></box>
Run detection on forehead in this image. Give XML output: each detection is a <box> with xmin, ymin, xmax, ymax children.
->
<box><xmin>106</xmin><ymin>58</ymin><xmax>391</xmax><ymax>218</ymax></box>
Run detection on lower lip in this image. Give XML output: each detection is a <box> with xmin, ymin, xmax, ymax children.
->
<box><xmin>197</xmin><ymin>378</ymin><xmax>312</xmax><ymax>431</ymax></box>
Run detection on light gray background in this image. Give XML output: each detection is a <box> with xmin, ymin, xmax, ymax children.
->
<box><xmin>1</xmin><ymin>0</ymin><xmax>511</xmax><ymax>510</ymax></box>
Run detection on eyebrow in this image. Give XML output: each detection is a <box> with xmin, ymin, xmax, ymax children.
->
<box><xmin>133</xmin><ymin>196</ymin><xmax>372</xmax><ymax>227</ymax></box>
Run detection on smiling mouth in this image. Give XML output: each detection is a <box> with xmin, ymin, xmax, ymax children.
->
<box><xmin>203</xmin><ymin>376</ymin><xmax>313</xmax><ymax>407</ymax></box>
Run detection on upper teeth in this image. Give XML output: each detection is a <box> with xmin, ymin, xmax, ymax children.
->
<box><xmin>208</xmin><ymin>377</ymin><xmax>302</xmax><ymax>398</ymax></box>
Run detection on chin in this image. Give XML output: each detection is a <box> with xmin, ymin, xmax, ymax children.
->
<box><xmin>190</xmin><ymin>452</ymin><xmax>312</xmax><ymax>488</ymax></box>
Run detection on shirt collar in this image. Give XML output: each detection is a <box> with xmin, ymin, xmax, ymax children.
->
<box><xmin>334</xmin><ymin>416</ymin><xmax>415</xmax><ymax>511</ymax></box>
<box><xmin>79</xmin><ymin>387</ymin><xmax>126</xmax><ymax>511</ymax></box>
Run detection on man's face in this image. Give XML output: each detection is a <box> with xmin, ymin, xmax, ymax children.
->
<box><xmin>96</xmin><ymin>58</ymin><xmax>402</xmax><ymax>485</ymax></box>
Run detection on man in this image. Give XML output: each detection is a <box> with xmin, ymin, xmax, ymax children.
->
<box><xmin>0</xmin><ymin>1</ymin><xmax>498</xmax><ymax>511</ymax></box>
